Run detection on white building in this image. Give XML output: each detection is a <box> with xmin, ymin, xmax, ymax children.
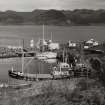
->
<box><xmin>68</xmin><ymin>41</ymin><xmax>76</xmax><ymax>47</ymax></box>
<box><xmin>84</xmin><ymin>39</ymin><xmax>99</xmax><ymax>49</ymax></box>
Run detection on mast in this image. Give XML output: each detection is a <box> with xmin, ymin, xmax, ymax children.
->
<box><xmin>43</xmin><ymin>24</ymin><xmax>45</xmax><ymax>41</ymax></box>
<box><xmin>42</xmin><ymin>24</ymin><xmax>45</xmax><ymax>52</ymax></box>
<box><xmin>51</xmin><ymin>32</ymin><xmax>53</xmax><ymax>42</ymax></box>
<box><xmin>80</xmin><ymin>41</ymin><xmax>85</xmax><ymax>64</ymax></box>
<box><xmin>21</xmin><ymin>39</ymin><xmax>24</xmax><ymax>74</ymax></box>
<box><xmin>63</xmin><ymin>49</ymin><xmax>65</xmax><ymax>63</ymax></box>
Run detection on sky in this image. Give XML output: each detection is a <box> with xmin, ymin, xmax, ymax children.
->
<box><xmin>0</xmin><ymin>0</ymin><xmax>105</xmax><ymax>11</ymax></box>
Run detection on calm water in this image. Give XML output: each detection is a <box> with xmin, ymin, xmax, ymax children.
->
<box><xmin>0</xmin><ymin>57</ymin><xmax>52</xmax><ymax>82</ymax></box>
<box><xmin>0</xmin><ymin>25</ymin><xmax>105</xmax><ymax>46</ymax></box>
<box><xmin>0</xmin><ymin>25</ymin><xmax>105</xmax><ymax>81</ymax></box>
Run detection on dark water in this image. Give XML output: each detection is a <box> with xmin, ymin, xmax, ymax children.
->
<box><xmin>0</xmin><ymin>25</ymin><xmax>105</xmax><ymax>81</ymax></box>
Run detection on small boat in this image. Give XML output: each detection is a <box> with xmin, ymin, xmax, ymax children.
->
<box><xmin>36</xmin><ymin>52</ymin><xmax>57</xmax><ymax>60</ymax></box>
<box><xmin>36</xmin><ymin>53</ymin><xmax>48</xmax><ymax>60</ymax></box>
<box><xmin>44</xmin><ymin>58</ymin><xmax>57</xmax><ymax>63</ymax></box>
<box><xmin>51</xmin><ymin>47</ymin><xmax>75</xmax><ymax>79</ymax></box>
<box><xmin>51</xmin><ymin>62</ymin><xmax>73</xmax><ymax>79</ymax></box>
<box><xmin>74</xmin><ymin>62</ymin><xmax>91</xmax><ymax>77</ymax></box>
<box><xmin>8</xmin><ymin>70</ymin><xmax>53</xmax><ymax>81</ymax></box>
<box><xmin>8</xmin><ymin>40</ymin><xmax>30</xmax><ymax>80</ymax></box>
<box><xmin>8</xmin><ymin>70</ymin><xmax>24</xmax><ymax>79</ymax></box>
<box><xmin>44</xmin><ymin>52</ymin><xmax>57</xmax><ymax>59</ymax></box>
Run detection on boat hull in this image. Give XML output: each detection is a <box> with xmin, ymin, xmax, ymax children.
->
<box><xmin>8</xmin><ymin>70</ymin><xmax>24</xmax><ymax>79</ymax></box>
<box><xmin>8</xmin><ymin>70</ymin><xmax>53</xmax><ymax>81</ymax></box>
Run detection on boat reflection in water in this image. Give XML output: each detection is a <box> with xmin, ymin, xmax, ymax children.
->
<box><xmin>44</xmin><ymin>59</ymin><xmax>57</xmax><ymax>64</ymax></box>
<box><xmin>36</xmin><ymin>52</ymin><xmax>57</xmax><ymax>60</ymax></box>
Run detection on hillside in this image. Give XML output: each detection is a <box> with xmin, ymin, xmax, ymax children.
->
<box><xmin>31</xmin><ymin>9</ymin><xmax>70</xmax><ymax>25</ymax></box>
<box><xmin>0</xmin><ymin>9</ymin><xmax>105</xmax><ymax>25</ymax></box>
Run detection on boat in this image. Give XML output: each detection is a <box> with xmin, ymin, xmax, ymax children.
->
<box><xmin>36</xmin><ymin>51</ymin><xmax>57</xmax><ymax>60</ymax></box>
<box><xmin>8</xmin><ymin>69</ymin><xmax>24</xmax><ymax>79</ymax></box>
<box><xmin>44</xmin><ymin>58</ymin><xmax>57</xmax><ymax>63</ymax></box>
<box><xmin>8</xmin><ymin>40</ymin><xmax>30</xmax><ymax>80</ymax></box>
<box><xmin>51</xmin><ymin>62</ymin><xmax>72</xmax><ymax>79</ymax></box>
<box><xmin>36</xmin><ymin>25</ymin><xmax>57</xmax><ymax>60</ymax></box>
<box><xmin>8</xmin><ymin>69</ymin><xmax>53</xmax><ymax>81</ymax></box>
<box><xmin>8</xmin><ymin>44</ymin><xmax>70</xmax><ymax>80</ymax></box>
<box><xmin>36</xmin><ymin>53</ymin><xmax>48</xmax><ymax>60</ymax></box>
<box><xmin>44</xmin><ymin>52</ymin><xmax>57</xmax><ymax>59</ymax></box>
<box><xmin>51</xmin><ymin>49</ymin><xmax>73</xmax><ymax>79</ymax></box>
<box><xmin>8</xmin><ymin>41</ymin><xmax>53</xmax><ymax>81</ymax></box>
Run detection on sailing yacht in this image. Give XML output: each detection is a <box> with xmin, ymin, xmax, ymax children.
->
<box><xmin>8</xmin><ymin>40</ymin><xmax>26</xmax><ymax>79</ymax></box>
<box><xmin>36</xmin><ymin>25</ymin><xmax>57</xmax><ymax>60</ymax></box>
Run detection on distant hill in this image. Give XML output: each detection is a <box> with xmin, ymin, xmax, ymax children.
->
<box><xmin>0</xmin><ymin>9</ymin><xmax>105</xmax><ymax>25</ymax></box>
<box><xmin>0</xmin><ymin>10</ymin><xmax>23</xmax><ymax>24</ymax></box>
<box><xmin>31</xmin><ymin>9</ymin><xmax>70</xmax><ymax>25</ymax></box>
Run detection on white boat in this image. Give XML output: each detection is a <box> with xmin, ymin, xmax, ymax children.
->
<box><xmin>44</xmin><ymin>58</ymin><xmax>57</xmax><ymax>63</ymax></box>
<box><xmin>36</xmin><ymin>25</ymin><xmax>57</xmax><ymax>60</ymax></box>
<box><xmin>36</xmin><ymin>52</ymin><xmax>57</xmax><ymax>60</ymax></box>
<box><xmin>44</xmin><ymin>52</ymin><xmax>57</xmax><ymax>59</ymax></box>
<box><xmin>51</xmin><ymin>62</ymin><xmax>72</xmax><ymax>78</ymax></box>
<box><xmin>36</xmin><ymin>53</ymin><xmax>48</xmax><ymax>60</ymax></box>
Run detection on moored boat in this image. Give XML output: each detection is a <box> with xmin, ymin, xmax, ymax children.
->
<box><xmin>8</xmin><ymin>70</ymin><xmax>24</xmax><ymax>79</ymax></box>
<box><xmin>36</xmin><ymin>51</ymin><xmax>57</xmax><ymax>60</ymax></box>
<box><xmin>8</xmin><ymin>70</ymin><xmax>53</xmax><ymax>81</ymax></box>
<box><xmin>51</xmin><ymin>62</ymin><xmax>73</xmax><ymax>79</ymax></box>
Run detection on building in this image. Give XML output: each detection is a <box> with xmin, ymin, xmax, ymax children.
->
<box><xmin>84</xmin><ymin>39</ymin><xmax>99</xmax><ymax>49</ymax></box>
<box><xmin>68</xmin><ymin>40</ymin><xmax>77</xmax><ymax>47</ymax></box>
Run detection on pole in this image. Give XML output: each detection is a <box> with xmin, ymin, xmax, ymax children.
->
<box><xmin>51</xmin><ymin>32</ymin><xmax>53</xmax><ymax>42</ymax></box>
<box><xmin>43</xmin><ymin>24</ymin><xmax>45</xmax><ymax>52</ymax></box>
<box><xmin>43</xmin><ymin>24</ymin><xmax>45</xmax><ymax>42</ymax></box>
<box><xmin>22</xmin><ymin>39</ymin><xmax>24</xmax><ymax>74</ymax></box>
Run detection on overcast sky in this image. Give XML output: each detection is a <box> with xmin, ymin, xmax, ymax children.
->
<box><xmin>0</xmin><ymin>0</ymin><xmax>105</xmax><ymax>11</ymax></box>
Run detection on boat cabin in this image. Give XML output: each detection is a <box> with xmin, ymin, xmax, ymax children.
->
<box><xmin>52</xmin><ymin>62</ymin><xmax>71</xmax><ymax>78</ymax></box>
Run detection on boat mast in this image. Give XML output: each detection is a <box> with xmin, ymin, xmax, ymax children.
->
<box><xmin>43</xmin><ymin>24</ymin><xmax>45</xmax><ymax>42</ymax></box>
<box><xmin>80</xmin><ymin>42</ymin><xmax>85</xmax><ymax>64</ymax></box>
<box><xmin>63</xmin><ymin>47</ymin><xmax>65</xmax><ymax>63</ymax></box>
<box><xmin>42</xmin><ymin>24</ymin><xmax>45</xmax><ymax>52</ymax></box>
<box><xmin>51</xmin><ymin>32</ymin><xmax>52</xmax><ymax>42</ymax></box>
<box><xmin>22</xmin><ymin>39</ymin><xmax>24</xmax><ymax>74</ymax></box>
